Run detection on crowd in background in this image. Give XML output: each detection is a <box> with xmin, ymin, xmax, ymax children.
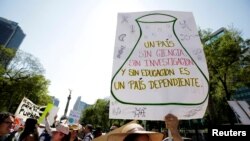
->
<box><xmin>0</xmin><ymin>112</ymin><xmax>183</xmax><ymax>141</ymax></box>
<box><xmin>0</xmin><ymin>112</ymin><xmax>97</xmax><ymax>141</ymax></box>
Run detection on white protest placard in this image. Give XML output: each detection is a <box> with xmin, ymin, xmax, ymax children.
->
<box><xmin>68</xmin><ymin>110</ymin><xmax>81</xmax><ymax>125</ymax></box>
<box><xmin>15</xmin><ymin>97</ymin><xmax>45</xmax><ymax>121</ymax></box>
<box><xmin>38</xmin><ymin>103</ymin><xmax>59</xmax><ymax>125</ymax></box>
<box><xmin>110</xmin><ymin>10</ymin><xmax>209</xmax><ymax>120</ymax></box>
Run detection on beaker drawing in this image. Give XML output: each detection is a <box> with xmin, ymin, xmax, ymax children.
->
<box><xmin>111</xmin><ymin>13</ymin><xmax>209</xmax><ymax>106</ymax></box>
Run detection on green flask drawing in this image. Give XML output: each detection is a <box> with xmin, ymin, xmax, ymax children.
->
<box><xmin>111</xmin><ymin>13</ymin><xmax>209</xmax><ymax>106</ymax></box>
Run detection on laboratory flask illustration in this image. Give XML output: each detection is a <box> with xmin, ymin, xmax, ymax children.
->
<box><xmin>111</xmin><ymin>13</ymin><xmax>209</xmax><ymax>106</ymax></box>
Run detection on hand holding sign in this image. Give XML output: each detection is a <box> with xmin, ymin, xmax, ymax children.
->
<box><xmin>165</xmin><ymin>114</ymin><xmax>183</xmax><ymax>141</ymax></box>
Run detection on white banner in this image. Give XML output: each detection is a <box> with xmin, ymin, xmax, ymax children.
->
<box><xmin>110</xmin><ymin>10</ymin><xmax>209</xmax><ymax>120</ymax></box>
<box><xmin>15</xmin><ymin>97</ymin><xmax>45</xmax><ymax>121</ymax></box>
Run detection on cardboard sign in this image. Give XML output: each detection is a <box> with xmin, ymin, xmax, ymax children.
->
<box><xmin>110</xmin><ymin>10</ymin><xmax>209</xmax><ymax>120</ymax></box>
<box><xmin>68</xmin><ymin>110</ymin><xmax>81</xmax><ymax>125</ymax></box>
<box><xmin>38</xmin><ymin>103</ymin><xmax>59</xmax><ymax>125</ymax></box>
<box><xmin>15</xmin><ymin>97</ymin><xmax>44</xmax><ymax>120</ymax></box>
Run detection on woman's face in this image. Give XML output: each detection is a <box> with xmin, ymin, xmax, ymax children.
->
<box><xmin>70</xmin><ymin>130</ymin><xmax>78</xmax><ymax>138</ymax></box>
<box><xmin>0</xmin><ymin>116</ymin><xmax>14</xmax><ymax>135</ymax></box>
<box><xmin>52</xmin><ymin>131</ymin><xmax>65</xmax><ymax>141</ymax></box>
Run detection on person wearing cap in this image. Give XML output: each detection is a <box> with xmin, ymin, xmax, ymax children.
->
<box><xmin>50</xmin><ymin>124</ymin><xmax>69</xmax><ymax>141</ymax></box>
<box><xmin>107</xmin><ymin>114</ymin><xmax>183</xmax><ymax>141</ymax></box>
<box><xmin>107</xmin><ymin>122</ymin><xmax>163</xmax><ymax>141</ymax></box>
<box><xmin>44</xmin><ymin>113</ymin><xmax>69</xmax><ymax>141</ymax></box>
<box><xmin>68</xmin><ymin>124</ymin><xmax>82</xmax><ymax>141</ymax></box>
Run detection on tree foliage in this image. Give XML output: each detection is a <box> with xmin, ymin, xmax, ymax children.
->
<box><xmin>200</xmin><ymin>27</ymin><xmax>250</xmax><ymax>124</ymax></box>
<box><xmin>80</xmin><ymin>98</ymin><xmax>124</xmax><ymax>132</ymax></box>
<box><xmin>0</xmin><ymin>45</ymin><xmax>52</xmax><ymax>113</ymax></box>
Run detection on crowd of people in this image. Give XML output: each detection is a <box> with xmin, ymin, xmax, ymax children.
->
<box><xmin>0</xmin><ymin>112</ymin><xmax>183</xmax><ymax>141</ymax></box>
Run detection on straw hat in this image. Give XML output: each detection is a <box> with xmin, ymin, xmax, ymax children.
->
<box><xmin>69</xmin><ymin>124</ymin><xmax>80</xmax><ymax>131</ymax></box>
<box><xmin>107</xmin><ymin>123</ymin><xmax>164</xmax><ymax>141</ymax></box>
<box><xmin>93</xmin><ymin>120</ymin><xmax>137</xmax><ymax>141</ymax></box>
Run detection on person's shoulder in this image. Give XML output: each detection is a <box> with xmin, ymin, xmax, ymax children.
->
<box><xmin>1</xmin><ymin>133</ymin><xmax>17</xmax><ymax>141</ymax></box>
<box><xmin>0</xmin><ymin>135</ymin><xmax>8</xmax><ymax>141</ymax></box>
<box><xmin>75</xmin><ymin>137</ymin><xmax>82</xmax><ymax>141</ymax></box>
<box><xmin>78</xmin><ymin>137</ymin><xmax>82</xmax><ymax>141</ymax></box>
<box><xmin>84</xmin><ymin>133</ymin><xmax>93</xmax><ymax>140</ymax></box>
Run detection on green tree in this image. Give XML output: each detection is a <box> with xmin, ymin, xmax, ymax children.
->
<box><xmin>0</xmin><ymin>45</ymin><xmax>52</xmax><ymax>113</ymax></box>
<box><xmin>200</xmin><ymin>27</ymin><xmax>249</xmax><ymax>124</ymax></box>
<box><xmin>80</xmin><ymin>99</ymin><xmax>110</xmax><ymax>131</ymax></box>
<box><xmin>80</xmin><ymin>98</ymin><xmax>124</xmax><ymax>132</ymax></box>
<box><xmin>0</xmin><ymin>45</ymin><xmax>15</xmax><ymax>76</ymax></box>
<box><xmin>238</xmin><ymin>39</ymin><xmax>250</xmax><ymax>87</ymax></box>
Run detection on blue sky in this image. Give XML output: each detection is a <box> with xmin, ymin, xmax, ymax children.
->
<box><xmin>1</xmin><ymin>0</ymin><xmax>249</xmax><ymax>117</ymax></box>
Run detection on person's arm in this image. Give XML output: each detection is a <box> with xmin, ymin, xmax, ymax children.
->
<box><xmin>45</xmin><ymin>113</ymin><xmax>52</xmax><ymax>136</ymax></box>
<box><xmin>51</xmin><ymin>114</ymin><xmax>58</xmax><ymax>128</ymax></box>
<box><xmin>165</xmin><ymin>114</ymin><xmax>183</xmax><ymax>141</ymax></box>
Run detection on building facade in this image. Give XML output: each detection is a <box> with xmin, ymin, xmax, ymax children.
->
<box><xmin>51</xmin><ymin>96</ymin><xmax>60</xmax><ymax>107</ymax></box>
<box><xmin>204</xmin><ymin>27</ymin><xmax>226</xmax><ymax>45</ymax></box>
<box><xmin>68</xmin><ymin>96</ymin><xmax>90</xmax><ymax>124</ymax></box>
<box><xmin>0</xmin><ymin>17</ymin><xmax>25</xmax><ymax>49</ymax></box>
<box><xmin>73</xmin><ymin>96</ymin><xmax>89</xmax><ymax>112</ymax></box>
<box><xmin>232</xmin><ymin>87</ymin><xmax>250</xmax><ymax>104</ymax></box>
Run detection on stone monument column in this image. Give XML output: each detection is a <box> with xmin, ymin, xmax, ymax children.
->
<box><xmin>61</xmin><ymin>89</ymin><xmax>72</xmax><ymax>121</ymax></box>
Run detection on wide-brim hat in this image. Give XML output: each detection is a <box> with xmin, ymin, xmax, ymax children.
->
<box><xmin>93</xmin><ymin>121</ymin><xmax>137</xmax><ymax>141</ymax></box>
<box><xmin>69</xmin><ymin>124</ymin><xmax>80</xmax><ymax>130</ymax></box>
<box><xmin>107</xmin><ymin>123</ymin><xmax>163</xmax><ymax>141</ymax></box>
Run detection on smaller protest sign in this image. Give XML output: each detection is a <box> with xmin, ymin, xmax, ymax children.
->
<box><xmin>68</xmin><ymin>110</ymin><xmax>81</xmax><ymax>125</ymax></box>
<box><xmin>15</xmin><ymin>97</ymin><xmax>44</xmax><ymax>120</ymax></box>
<box><xmin>38</xmin><ymin>104</ymin><xmax>59</xmax><ymax>126</ymax></box>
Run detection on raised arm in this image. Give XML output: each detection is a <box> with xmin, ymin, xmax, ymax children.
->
<box><xmin>44</xmin><ymin>113</ymin><xmax>52</xmax><ymax>136</ymax></box>
<box><xmin>165</xmin><ymin>114</ymin><xmax>183</xmax><ymax>141</ymax></box>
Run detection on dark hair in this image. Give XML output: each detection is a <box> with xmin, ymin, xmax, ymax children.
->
<box><xmin>86</xmin><ymin>124</ymin><xmax>93</xmax><ymax>132</ymax></box>
<box><xmin>123</xmin><ymin>134</ymin><xmax>149</xmax><ymax>141</ymax></box>
<box><xmin>19</xmin><ymin>118</ymin><xmax>39</xmax><ymax>141</ymax></box>
<box><xmin>66</xmin><ymin>132</ymin><xmax>79</xmax><ymax>141</ymax></box>
<box><xmin>0</xmin><ymin>112</ymin><xmax>14</xmax><ymax>124</ymax></box>
<box><xmin>93</xmin><ymin>127</ymin><xmax>102</xmax><ymax>138</ymax></box>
